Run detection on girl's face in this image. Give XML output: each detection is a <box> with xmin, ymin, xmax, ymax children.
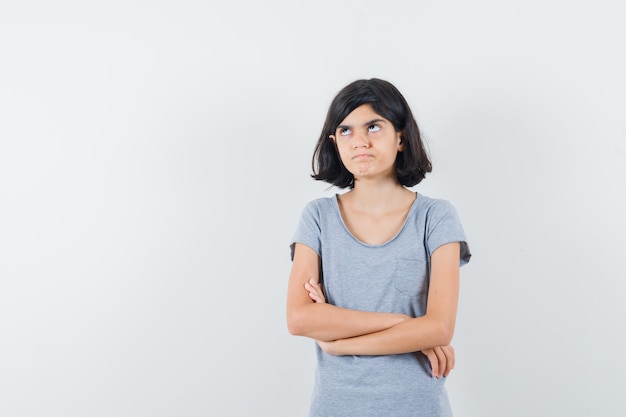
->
<box><xmin>330</xmin><ymin>104</ymin><xmax>403</xmax><ymax>182</ymax></box>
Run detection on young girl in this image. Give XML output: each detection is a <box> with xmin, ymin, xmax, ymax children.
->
<box><xmin>287</xmin><ymin>78</ymin><xmax>471</xmax><ymax>417</ymax></box>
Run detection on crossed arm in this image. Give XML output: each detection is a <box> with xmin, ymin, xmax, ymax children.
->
<box><xmin>286</xmin><ymin>242</ymin><xmax>461</xmax><ymax>377</ymax></box>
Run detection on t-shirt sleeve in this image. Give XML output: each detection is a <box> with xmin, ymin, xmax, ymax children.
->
<box><xmin>289</xmin><ymin>201</ymin><xmax>322</xmax><ymax>261</ymax></box>
<box><xmin>426</xmin><ymin>200</ymin><xmax>471</xmax><ymax>266</ymax></box>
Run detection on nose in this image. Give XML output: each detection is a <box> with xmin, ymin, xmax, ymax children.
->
<box><xmin>352</xmin><ymin>131</ymin><xmax>370</xmax><ymax>149</ymax></box>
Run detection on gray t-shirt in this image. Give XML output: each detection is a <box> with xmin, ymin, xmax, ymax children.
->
<box><xmin>290</xmin><ymin>192</ymin><xmax>471</xmax><ymax>417</ymax></box>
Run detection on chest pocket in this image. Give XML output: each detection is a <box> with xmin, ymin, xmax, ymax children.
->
<box><xmin>393</xmin><ymin>257</ymin><xmax>429</xmax><ymax>297</ymax></box>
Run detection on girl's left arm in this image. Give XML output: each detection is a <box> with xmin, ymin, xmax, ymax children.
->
<box><xmin>318</xmin><ymin>242</ymin><xmax>461</xmax><ymax>356</ymax></box>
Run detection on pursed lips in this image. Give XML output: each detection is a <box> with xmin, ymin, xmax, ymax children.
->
<box><xmin>352</xmin><ymin>153</ymin><xmax>373</xmax><ymax>160</ymax></box>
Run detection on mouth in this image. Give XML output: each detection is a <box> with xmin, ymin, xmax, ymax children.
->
<box><xmin>353</xmin><ymin>154</ymin><xmax>373</xmax><ymax>160</ymax></box>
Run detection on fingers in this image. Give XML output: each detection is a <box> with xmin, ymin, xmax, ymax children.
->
<box><xmin>441</xmin><ymin>345</ymin><xmax>455</xmax><ymax>377</ymax></box>
<box><xmin>433</xmin><ymin>347</ymin><xmax>446</xmax><ymax>379</ymax></box>
<box><xmin>424</xmin><ymin>346</ymin><xmax>455</xmax><ymax>379</ymax></box>
<box><xmin>304</xmin><ymin>282</ymin><xmax>319</xmax><ymax>301</ymax></box>
<box><xmin>304</xmin><ymin>279</ymin><xmax>325</xmax><ymax>303</ymax></box>
<box><xmin>423</xmin><ymin>348</ymin><xmax>438</xmax><ymax>378</ymax></box>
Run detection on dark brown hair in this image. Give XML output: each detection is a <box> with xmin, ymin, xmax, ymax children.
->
<box><xmin>311</xmin><ymin>78</ymin><xmax>432</xmax><ymax>188</ymax></box>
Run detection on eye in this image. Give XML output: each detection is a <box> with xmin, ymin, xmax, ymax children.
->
<box><xmin>339</xmin><ymin>127</ymin><xmax>351</xmax><ymax>136</ymax></box>
<box><xmin>368</xmin><ymin>124</ymin><xmax>381</xmax><ymax>132</ymax></box>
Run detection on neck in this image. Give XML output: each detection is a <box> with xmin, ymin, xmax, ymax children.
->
<box><xmin>345</xmin><ymin>177</ymin><xmax>413</xmax><ymax>213</ymax></box>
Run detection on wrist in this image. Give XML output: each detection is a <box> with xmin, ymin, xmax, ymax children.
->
<box><xmin>328</xmin><ymin>339</ymin><xmax>347</xmax><ymax>356</ymax></box>
<box><xmin>394</xmin><ymin>313</ymin><xmax>412</xmax><ymax>325</ymax></box>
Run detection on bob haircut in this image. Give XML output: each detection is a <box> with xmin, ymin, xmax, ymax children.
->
<box><xmin>312</xmin><ymin>78</ymin><xmax>432</xmax><ymax>189</ymax></box>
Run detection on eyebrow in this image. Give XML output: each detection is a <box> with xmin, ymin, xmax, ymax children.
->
<box><xmin>337</xmin><ymin>118</ymin><xmax>387</xmax><ymax>130</ymax></box>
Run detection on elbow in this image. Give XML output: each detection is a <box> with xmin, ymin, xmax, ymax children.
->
<box><xmin>439</xmin><ymin>330</ymin><xmax>454</xmax><ymax>347</ymax></box>
<box><xmin>287</xmin><ymin>305</ymin><xmax>323</xmax><ymax>338</ymax></box>
<box><xmin>286</xmin><ymin>309</ymin><xmax>308</xmax><ymax>336</ymax></box>
<box><xmin>286</xmin><ymin>317</ymin><xmax>301</xmax><ymax>336</ymax></box>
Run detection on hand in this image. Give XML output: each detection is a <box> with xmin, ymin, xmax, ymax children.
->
<box><xmin>307</xmin><ymin>280</ymin><xmax>336</xmax><ymax>354</ymax></box>
<box><xmin>304</xmin><ymin>279</ymin><xmax>326</xmax><ymax>303</ymax></box>
<box><xmin>316</xmin><ymin>339</ymin><xmax>342</xmax><ymax>356</ymax></box>
<box><xmin>422</xmin><ymin>345</ymin><xmax>455</xmax><ymax>379</ymax></box>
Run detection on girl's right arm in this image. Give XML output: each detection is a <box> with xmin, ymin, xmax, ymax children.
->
<box><xmin>303</xmin><ymin>256</ymin><xmax>456</xmax><ymax>378</ymax></box>
<box><xmin>286</xmin><ymin>243</ymin><xmax>410</xmax><ymax>342</ymax></box>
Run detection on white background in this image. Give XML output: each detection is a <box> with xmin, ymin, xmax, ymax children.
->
<box><xmin>1</xmin><ymin>1</ymin><xmax>625</xmax><ymax>416</ymax></box>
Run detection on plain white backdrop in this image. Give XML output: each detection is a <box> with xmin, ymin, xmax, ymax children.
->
<box><xmin>1</xmin><ymin>1</ymin><xmax>625</xmax><ymax>416</ymax></box>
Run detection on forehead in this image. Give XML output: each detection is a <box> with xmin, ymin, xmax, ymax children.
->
<box><xmin>338</xmin><ymin>104</ymin><xmax>388</xmax><ymax>126</ymax></box>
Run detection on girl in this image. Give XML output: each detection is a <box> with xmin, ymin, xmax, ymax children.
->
<box><xmin>287</xmin><ymin>78</ymin><xmax>471</xmax><ymax>417</ymax></box>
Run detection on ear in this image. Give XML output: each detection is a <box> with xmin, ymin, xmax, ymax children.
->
<box><xmin>397</xmin><ymin>134</ymin><xmax>405</xmax><ymax>152</ymax></box>
<box><xmin>329</xmin><ymin>134</ymin><xmax>336</xmax><ymax>142</ymax></box>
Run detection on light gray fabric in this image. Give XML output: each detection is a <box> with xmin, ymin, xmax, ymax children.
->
<box><xmin>290</xmin><ymin>193</ymin><xmax>471</xmax><ymax>417</ymax></box>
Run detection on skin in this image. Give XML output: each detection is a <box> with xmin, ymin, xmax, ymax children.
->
<box><xmin>305</xmin><ymin>278</ymin><xmax>455</xmax><ymax>378</ymax></box>
<box><xmin>287</xmin><ymin>104</ymin><xmax>460</xmax><ymax>378</ymax></box>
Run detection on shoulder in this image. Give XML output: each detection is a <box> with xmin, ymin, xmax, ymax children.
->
<box><xmin>414</xmin><ymin>194</ymin><xmax>465</xmax><ymax>234</ymax></box>
<box><xmin>415</xmin><ymin>193</ymin><xmax>471</xmax><ymax>263</ymax></box>
<box><xmin>416</xmin><ymin>194</ymin><xmax>458</xmax><ymax>217</ymax></box>
<box><xmin>299</xmin><ymin>196</ymin><xmax>336</xmax><ymax>216</ymax></box>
